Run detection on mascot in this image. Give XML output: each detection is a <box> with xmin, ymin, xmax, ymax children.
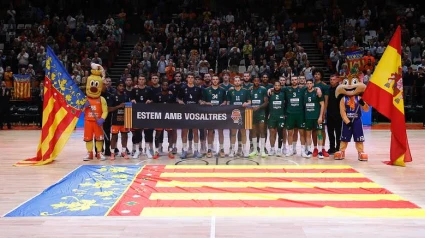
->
<box><xmin>83</xmin><ymin>63</ymin><xmax>108</xmax><ymax>161</ymax></box>
<box><xmin>335</xmin><ymin>74</ymin><xmax>369</xmax><ymax>161</ymax></box>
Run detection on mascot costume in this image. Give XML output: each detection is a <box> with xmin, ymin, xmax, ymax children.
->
<box><xmin>335</xmin><ymin>74</ymin><xmax>369</xmax><ymax>161</ymax></box>
<box><xmin>83</xmin><ymin>63</ymin><xmax>108</xmax><ymax>161</ymax></box>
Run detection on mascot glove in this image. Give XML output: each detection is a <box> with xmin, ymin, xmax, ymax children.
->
<box><xmin>84</xmin><ymin>100</ymin><xmax>91</xmax><ymax>108</ymax></box>
<box><xmin>359</xmin><ymin>99</ymin><xmax>365</xmax><ymax>106</ymax></box>
<box><xmin>97</xmin><ymin>118</ymin><xmax>105</xmax><ymax>126</ymax></box>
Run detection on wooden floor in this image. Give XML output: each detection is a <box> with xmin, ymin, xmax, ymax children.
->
<box><xmin>1</xmin><ymin>128</ymin><xmax>425</xmax><ymax>238</ymax></box>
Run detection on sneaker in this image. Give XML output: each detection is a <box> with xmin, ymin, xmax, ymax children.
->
<box><xmin>301</xmin><ymin>150</ymin><xmax>308</xmax><ymax>158</ymax></box>
<box><xmin>168</xmin><ymin>151</ymin><xmax>175</xmax><ymax>159</ymax></box>
<box><xmin>268</xmin><ymin>148</ymin><xmax>275</xmax><ymax>156</ymax></box>
<box><xmin>334</xmin><ymin>151</ymin><xmax>345</xmax><ymax>160</ymax></box>
<box><xmin>180</xmin><ymin>150</ymin><xmax>188</xmax><ymax>159</ymax></box>
<box><xmin>322</xmin><ymin>149</ymin><xmax>330</xmax><ymax>157</ymax></box>
<box><xmin>126</xmin><ymin>148</ymin><xmax>131</xmax><ymax>155</ymax></box>
<box><xmin>276</xmin><ymin>149</ymin><xmax>282</xmax><ymax>157</ymax></box>
<box><xmin>172</xmin><ymin>147</ymin><xmax>178</xmax><ymax>154</ymax></box>
<box><xmin>121</xmin><ymin>152</ymin><xmax>129</xmax><ymax>159</ymax></box>
<box><xmin>97</xmin><ymin>152</ymin><xmax>106</xmax><ymax>161</ymax></box>
<box><xmin>249</xmin><ymin>150</ymin><xmax>258</xmax><ymax>158</ymax></box>
<box><xmin>152</xmin><ymin>151</ymin><xmax>160</xmax><ymax>159</ymax></box>
<box><xmin>261</xmin><ymin>152</ymin><xmax>268</xmax><ymax>158</ymax></box>
<box><xmin>132</xmin><ymin>150</ymin><xmax>140</xmax><ymax>159</ymax></box>
<box><xmin>312</xmin><ymin>148</ymin><xmax>319</xmax><ymax>157</ymax></box>
<box><xmin>206</xmin><ymin>149</ymin><xmax>213</xmax><ymax>158</ymax></box>
<box><xmin>194</xmin><ymin>150</ymin><xmax>203</xmax><ymax>159</ymax></box>
<box><xmin>114</xmin><ymin>148</ymin><xmax>120</xmax><ymax>156</ymax></box>
<box><xmin>229</xmin><ymin>150</ymin><xmax>236</xmax><ymax>158</ymax></box>
<box><xmin>83</xmin><ymin>152</ymin><xmax>94</xmax><ymax>161</ymax></box>
<box><xmin>236</xmin><ymin>148</ymin><xmax>243</xmax><ymax>157</ymax></box>
<box><xmin>306</xmin><ymin>151</ymin><xmax>312</xmax><ymax>158</ymax></box>
<box><xmin>110</xmin><ymin>153</ymin><xmax>115</xmax><ymax>161</ymax></box>
<box><xmin>219</xmin><ymin>149</ymin><xmax>225</xmax><ymax>158</ymax></box>
<box><xmin>327</xmin><ymin>148</ymin><xmax>335</xmax><ymax>155</ymax></box>
<box><xmin>285</xmin><ymin>148</ymin><xmax>293</xmax><ymax>157</ymax></box>
<box><xmin>318</xmin><ymin>152</ymin><xmax>324</xmax><ymax>159</ymax></box>
<box><xmin>264</xmin><ymin>147</ymin><xmax>268</xmax><ymax>154</ymax></box>
<box><xmin>282</xmin><ymin>147</ymin><xmax>287</xmax><ymax>156</ymax></box>
<box><xmin>131</xmin><ymin>150</ymin><xmax>136</xmax><ymax>156</ymax></box>
<box><xmin>146</xmin><ymin>149</ymin><xmax>153</xmax><ymax>159</ymax></box>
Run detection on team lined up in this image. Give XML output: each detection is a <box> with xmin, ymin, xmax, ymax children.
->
<box><xmin>86</xmin><ymin>69</ymin><xmax>344</xmax><ymax>161</ymax></box>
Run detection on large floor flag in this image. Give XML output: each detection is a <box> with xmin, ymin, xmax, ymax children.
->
<box><xmin>362</xmin><ymin>26</ymin><xmax>412</xmax><ymax>167</ymax></box>
<box><xmin>14</xmin><ymin>47</ymin><xmax>87</xmax><ymax>166</ymax></box>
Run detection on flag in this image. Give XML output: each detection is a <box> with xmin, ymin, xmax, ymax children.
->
<box><xmin>362</xmin><ymin>26</ymin><xmax>412</xmax><ymax>166</ymax></box>
<box><xmin>345</xmin><ymin>50</ymin><xmax>364</xmax><ymax>73</ymax></box>
<box><xmin>13</xmin><ymin>74</ymin><xmax>31</xmax><ymax>100</ymax></box>
<box><xmin>14</xmin><ymin>47</ymin><xmax>87</xmax><ymax>166</ymax></box>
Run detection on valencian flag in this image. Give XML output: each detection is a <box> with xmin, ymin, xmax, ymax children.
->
<box><xmin>345</xmin><ymin>50</ymin><xmax>364</xmax><ymax>72</ymax></box>
<box><xmin>14</xmin><ymin>46</ymin><xmax>86</xmax><ymax>166</ymax></box>
<box><xmin>13</xmin><ymin>74</ymin><xmax>31</xmax><ymax>99</ymax></box>
<box><xmin>362</xmin><ymin>26</ymin><xmax>412</xmax><ymax>166</ymax></box>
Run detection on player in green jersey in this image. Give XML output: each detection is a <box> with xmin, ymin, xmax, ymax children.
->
<box><xmin>284</xmin><ymin>76</ymin><xmax>308</xmax><ymax>157</ymax></box>
<box><xmin>304</xmin><ymin>78</ymin><xmax>325</xmax><ymax>158</ymax></box>
<box><xmin>249</xmin><ymin>77</ymin><xmax>269</xmax><ymax>157</ymax></box>
<box><xmin>242</xmin><ymin>72</ymin><xmax>253</xmax><ymax>90</ymax></box>
<box><xmin>312</xmin><ymin>68</ymin><xmax>330</xmax><ymax>158</ymax></box>
<box><xmin>220</xmin><ymin>72</ymin><xmax>234</xmax><ymax>92</ymax></box>
<box><xmin>268</xmin><ymin>81</ymin><xmax>286</xmax><ymax>156</ymax></box>
<box><xmin>227</xmin><ymin>76</ymin><xmax>251</xmax><ymax>157</ymax></box>
<box><xmin>201</xmin><ymin>75</ymin><xmax>227</xmax><ymax>158</ymax></box>
<box><xmin>276</xmin><ymin>76</ymin><xmax>288</xmax><ymax>156</ymax></box>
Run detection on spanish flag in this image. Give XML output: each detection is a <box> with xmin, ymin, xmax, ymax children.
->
<box><xmin>362</xmin><ymin>26</ymin><xmax>412</xmax><ymax>166</ymax></box>
<box><xmin>14</xmin><ymin>47</ymin><xmax>87</xmax><ymax>166</ymax></box>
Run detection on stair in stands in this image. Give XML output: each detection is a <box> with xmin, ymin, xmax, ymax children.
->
<box><xmin>107</xmin><ymin>35</ymin><xmax>139</xmax><ymax>84</ymax></box>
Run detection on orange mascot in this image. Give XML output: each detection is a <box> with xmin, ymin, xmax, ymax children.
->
<box><xmin>83</xmin><ymin>63</ymin><xmax>108</xmax><ymax>161</ymax></box>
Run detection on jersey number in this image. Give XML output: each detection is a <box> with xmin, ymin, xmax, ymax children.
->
<box><xmin>212</xmin><ymin>94</ymin><xmax>218</xmax><ymax>99</ymax></box>
<box><xmin>236</xmin><ymin>95</ymin><xmax>240</xmax><ymax>101</ymax></box>
<box><xmin>293</xmin><ymin>92</ymin><xmax>296</xmax><ymax>97</ymax></box>
<box><xmin>308</xmin><ymin>97</ymin><xmax>311</xmax><ymax>102</ymax></box>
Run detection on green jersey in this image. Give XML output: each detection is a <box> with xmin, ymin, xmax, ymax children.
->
<box><xmin>227</xmin><ymin>88</ymin><xmax>250</xmax><ymax>105</ymax></box>
<box><xmin>202</xmin><ymin>86</ymin><xmax>226</xmax><ymax>105</ymax></box>
<box><xmin>268</xmin><ymin>90</ymin><xmax>285</xmax><ymax>117</ymax></box>
<box><xmin>220</xmin><ymin>83</ymin><xmax>234</xmax><ymax>93</ymax></box>
<box><xmin>242</xmin><ymin>82</ymin><xmax>253</xmax><ymax>90</ymax></box>
<box><xmin>314</xmin><ymin>81</ymin><xmax>329</xmax><ymax>97</ymax></box>
<box><xmin>250</xmin><ymin>86</ymin><xmax>268</xmax><ymax>109</ymax></box>
<box><xmin>262</xmin><ymin>83</ymin><xmax>274</xmax><ymax>90</ymax></box>
<box><xmin>284</xmin><ymin>86</ymin><xmax>306</xmax><ymax>114</ymax></box>
<box><xmin>304</xmin><ymin>89</ymin><xmax>324</xmax><ymax>119</ymax></box>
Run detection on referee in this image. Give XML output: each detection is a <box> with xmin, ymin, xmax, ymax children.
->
<box><xmin>326</xmin><ymin>75</ymin><xmax>342</xmax><ymax>155</ymax></box>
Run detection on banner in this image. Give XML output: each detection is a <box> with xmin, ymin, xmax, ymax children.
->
<box><xmin>345</xmin><ymin>50</ymin><xmax>364</xmax><ymax>72</ymax></box>
<box><xmin>125</xmin><ymin>103</ymin><xmax>253</xmax><ymax>129</ymax></box>
<box><xmin>13</xmin><ymin>74</ymin><xmax>31</xmax><ymax>99</ymax></box>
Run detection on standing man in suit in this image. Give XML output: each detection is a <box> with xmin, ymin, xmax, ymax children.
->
<box><xmin>0</xmin><ymin>81</ymin><xmax>12</xmax><ymax>129</ymax></box>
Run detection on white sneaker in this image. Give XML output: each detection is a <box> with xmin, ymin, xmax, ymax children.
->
<box><xmin>285</xmin><ymin>148</ymin><xmax>293</xmax><ymax>157</ymax></box>
<box><xmin>261</xmin><ymin>152</ymin><xmax>268</xmax><ymax>158</ymax></box>
<box><xmin>229</xmin><ymin>150</ymin><xmax>235</xmax><ymax>158</ymax></box>
<box><xmin>282</xmin><ymin>147</ymin><xmax>287</xmax><ymax>156</ymax></box>
<box><xmin>301</xmin><ymin>150</ymin><xmax>308</xmax><ymax>158</ymax></box>
<box><xmin>146</xmin><ymin>149</ymin><xmax>153</xmax><ymax>159</ymax></box>
<box><xmin>276</xmin><ymin>149</ymin><xmax>282</xmax><ymax>157</ymax></box>
<box><xmin>132</xmin><ymin>150</ymin><xmax>140</xmax><ymax>159</ymax></box>
<box><xmin>268</xmin><ymin>148</ymin><xmax>275</xmax><ymax>156</ymax></box>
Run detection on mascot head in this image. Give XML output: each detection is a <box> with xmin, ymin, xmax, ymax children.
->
<box><xmin>336</xmin><ymin>74</ymin><xmax>366</xmax><ymax>97</ymax></box>
<box><xmin>86</xmin><ymin>63</ymin><xmax>105</xmax><ymax>98</ymax></box>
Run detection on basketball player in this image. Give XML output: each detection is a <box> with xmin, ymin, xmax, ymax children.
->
<box><xmin>249</xmin><ymin>77</ymin><xmax>269</xmax><ymax>158</ymax></box>
<box><xmin>268</xmin><ymin>81</ymin><xmax>286</xmax><ymax>156</ymax></box>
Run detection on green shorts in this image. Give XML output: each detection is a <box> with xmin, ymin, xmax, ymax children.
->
<box><xmin>267</xmin><ymin>115</ymin><xmax>285</xmax><ymax>128</ymax></box>
<box><xmin>286</xmin><ymin>113</ymin><xmax>305</xmax><ymax>130</ymax></box>
<box><xmin>305</xmin><ymin>119</ymin><xmax>324</xmax><ymax>131</ymax></box>
<box><xmin>253</xmin><ymin>110</ymin><xmax>266</xmax><ymax>124</ymax></box>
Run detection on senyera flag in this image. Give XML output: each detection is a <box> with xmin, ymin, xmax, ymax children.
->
<box><xmin>14</xmin><ymin>46</ymin><xmax>86</xmax><ymax>166</ymax></box>
<box><xmin>362</xmin><ymin>25</ymin><xmax>412</xmax><ymax>167</ymax></box>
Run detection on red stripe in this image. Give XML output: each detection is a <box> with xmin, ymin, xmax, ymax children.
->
<box><xmin>157</xmin><ymin>177</ymin><xmax>373</xmax><ymax>182</ymax></box>
<box><xmin>142</xmin><ymin>200</ymin><xmax>420</xmax><ymax>209</ymax></box>
<box><xmin>159</xmin><ymin>168</ymin><xmax>359</xmax><ymax>173</ymax></box>
<box><xmin>145</xmin><ymin>187</ymin><xmax>392</xmax><ymax>194</ymax></box>
<box><xmin>388</xmin><ymin>26</ymin><xmax>401</xmax><ymax>55</ymax></box>
<box><xmin>363</xmin><ymin>81</ymin><xmax>393</xmax><ymax>119</ymax></box>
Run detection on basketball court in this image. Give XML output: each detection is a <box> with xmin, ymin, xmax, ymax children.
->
<box><xmin>1</xmin><ymin>128</ymin><xmax>425</xmax><ymax>237</ymax></box>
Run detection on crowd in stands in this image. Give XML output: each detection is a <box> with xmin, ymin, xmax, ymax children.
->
<box><xmin>1</xmin><ymin>0</ymin><xmax>425</xmax><ymax>127</ymax></box>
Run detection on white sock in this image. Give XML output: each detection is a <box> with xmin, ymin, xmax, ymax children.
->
<box><xmin>307</xmin><ymin>145</ymin><xmax>311</xmax><ymax>152</ymax></box>
<box><xmin>122</xmin><ymin>147</ymin><xmax>126</xmax><ymax>153</ymax></box>
<box><xmin>314</xmin><ymin>146</ymin><xmax>318</xmax><ymax>149</ymax></box>
<box><xmin>252</xmin><ymin>138</ymin><xmax>258</xmax><ymax>152</ymax></box>
<box><xmin>319</xmin><ymin>145</ymin><xmax>322</xmax><ymax>151</ymax></box>
<box><xmin>292</xmin><ymin>142</ymin><xmax>296</xmax><ymax>150</ymax></box>
<box><xmin>183</xmin><ymin>143</ymin><xmax>187</xmax><ymax>151</ymax></box>
<box><xmin>231</xmin><ymin>144</ymin><xmax>234</xmax><ymax>151</ymax></box>
<box><xmin>260</xmin><ymin>138</ymin><xmax>265</xmax><ymax>153</ymax></box>
<box><xmin>219</xmin><ymin>144</ymin><xmax>223</xmax><ymax>150</ymax></box>
<box><xmin>194</xmin><ymin>143</ymin><xmax>199</xmax><ymax>151</ymax></box>
<box><xmin>301</xmin><ymin>144</ymin><xmax>305</xmax><ymax>153</ymax></box>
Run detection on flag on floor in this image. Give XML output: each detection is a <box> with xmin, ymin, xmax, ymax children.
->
<box><xmin>362</xmin><ymin>26</ymin><xmax>412</xmax><ymax>167</ymax></box>
<box><xmin>13</xmin><ymin>74</ymin><xmax>31</xmax><ymax>99</ymax></box>
<box><xmin>14</xmin><ymin>46</ymin><xmax>87</xmax><ymax>166</ymax></box>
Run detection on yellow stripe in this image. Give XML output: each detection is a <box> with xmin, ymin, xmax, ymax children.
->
<box><xmin>155</xmin><ymin>181</ymin><xmax>381</xmax><ymax>188</ymax></box>
<box><xmin>35</xmin><ymin>117</ymin><xmax>78</xmax><ymax>166</ymax></box>
<box><xmin>369</xmin><ymin>46</ymin><xmax>401</xmax><ymax>94</ymax></box>
<box><xmin>40</xmin><ymin>106</ymin><xmax>67</xmax><ymax>157</ymax></box>
<box><xmin>140</xmin><ymin>208</ymin><xmax>425</xmax><ymax>217</ymax></box>
<box><xmin>105</xmin><ymin>166</ymin><xmax>144</xmax><ymax>216</ymax></box>
<box><xmin>149</xmin><ymin>193</ymin><xmax>402</xmax><ymax>201</ymax></box>
<box><xmin>38</xmin><ymin>97</ymin><xmax>55</xmax><ymax>156</ymax></box>
<box><xmin>160</xmin><ymin>173</ymin><xmax>364</xmax><ymax>178</ymax></box>
<box><xmin>164</xmin><ymin>165</ymin><xmax>353</xmax><ymax>169</ymax></box>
